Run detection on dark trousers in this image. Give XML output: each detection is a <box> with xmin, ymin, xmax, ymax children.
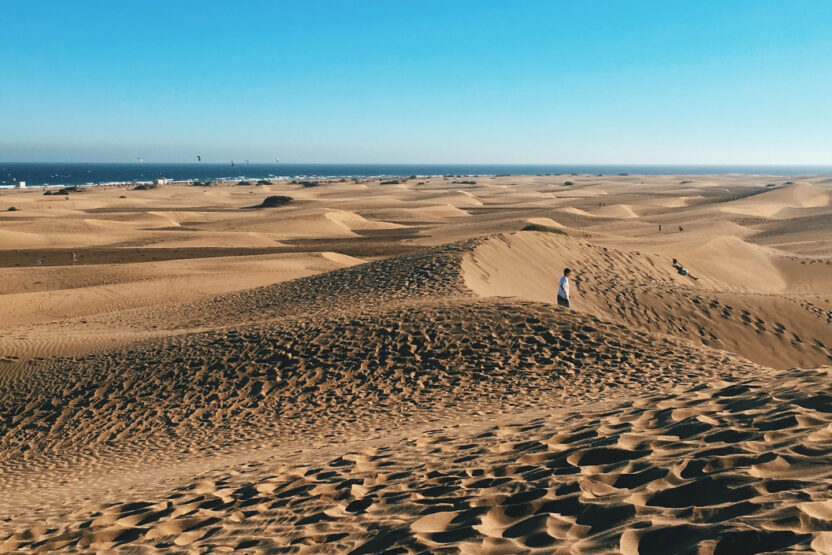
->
<box><xmin>557</xmin><ymin>295</ymin><xmax>570</xmax><ymax>308</ymax></box>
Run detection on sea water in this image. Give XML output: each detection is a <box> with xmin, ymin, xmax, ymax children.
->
<box><xmin>1</xmin><ymin>162</ymin><xmax>830</xmax><ymax>188</ymax></box>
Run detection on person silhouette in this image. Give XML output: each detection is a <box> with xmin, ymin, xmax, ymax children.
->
<box><xmin>557</xmin><ymin>268</ymin><xmax>572</xmax><ymax>308</ymax></box>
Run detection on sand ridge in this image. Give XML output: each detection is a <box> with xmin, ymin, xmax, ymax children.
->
<box><xmin>463</xmin><ymin>232</ymin><xmax>832</xmax><ymax>369</ymax></box>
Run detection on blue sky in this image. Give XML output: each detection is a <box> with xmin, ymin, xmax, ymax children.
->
<box><xmin>2</xmin><ymin>0</ymin><xmax>831</xmax><ymax>163</ymax></box>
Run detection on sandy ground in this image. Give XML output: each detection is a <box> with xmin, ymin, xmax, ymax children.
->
<box><xmin>0</xmin><ymin>174</ymin><xmax>831</xmax><ymax>553</ymax></box>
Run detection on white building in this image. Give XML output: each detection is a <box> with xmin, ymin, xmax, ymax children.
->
<box><xmin>16</xmin><ymin>181</ymin><xmax>26</xmax><ymax>188</ymax></box>
<box><xmin>154</xmin><ymin>178</ymin><xmax>171</xmax><ymax>185</ymax></box>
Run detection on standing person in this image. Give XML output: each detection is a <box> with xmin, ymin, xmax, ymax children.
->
<box><xmin>557</xmin><ymin>268</ymin><xmax>572</xmax><ymax>308</ymax></box>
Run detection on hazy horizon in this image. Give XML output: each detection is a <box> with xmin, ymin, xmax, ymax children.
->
<box><xmin>3</xmin><ymin>0</ymin><xmax>832</xmax><ymax>164</ymax></box>
<box><xmin>5</xmin><ymin>161</ymin><xmax>832</xmax><ymax>168</ymax></box>
<box><xmin>5</xmin><ymin>161</ymin><xmax>832</xmax><ymax>169</ymax></box>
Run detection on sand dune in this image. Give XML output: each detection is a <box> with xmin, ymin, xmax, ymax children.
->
<box><xmin>643</xmin><ymin>195</ymin><xmax>698</xmax><ymax>208</ymax></box>
<box><xmin>416</xmin><ymin>190</ymin><xmax>484</xmax><ymax>207</ymax></box>
<box><xmin>526</xmin><ymin>216</ymin><xmax>565</xmax><ymax>229</ymax></box>
<box><xmin>356</xmin><ymin>204</ymin><xmax>471</xmax><ymax>224</ymax></box>
<box><xmin>5</xmin><ymin>359</ymin><xmax>827</xmax><ymax>553</ymax></box>
<box><xmin>463</xmin><ymin>232</ymin><xmax>832</xmax><ymax>368</ymax></box>
<box><xmin>188</xmin><ymin>208</ymin><xmax>404</xmax><ymax>240</ymax></box>
<box><xmin>561</xmin><ymin>206</ymin><xmax>602</xmax><ymax>218</ymax></box>
<box><xmin>721</xmin><ymin>182</ymin><xmax>831</xmax><ymax>218</ymax></box>
<box><xmin>324</xmin><ymin>209</ymin><xmax>405</xmax><ymax>231</ymax></box>
<box><xmin>0</xmin><ymin>229</ymin><xmax>55</xmax><ymax>249</ymax></box>
<box><xmin>143</xmin><ymin>211</ymin><xmax>208</xmax><ymax>227</ymax></box>
<box><xmin>684</xmin><ymin>235</ymin><xmax>785</xmax><ymax>291</ymax></box>
<box><xmin>762</xmin><ymin>182</ymin><xmax>830</xmax><ymax>208</ymax></box>
<box><xmin>1</xmin><ymin>176</ymin><xmax>831</xmax><ymax>552</ymax></box>
<box><xmin>0</xmin><ymin>252</ymin><xmax>363</xmax><ymax>328</ymax></box>
<box><xmin>592</xmin><ymin>204</ymin><xmax>640</xmax><ymax>219</ymax></box>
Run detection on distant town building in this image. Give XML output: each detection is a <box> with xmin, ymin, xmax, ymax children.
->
<box><xmin>154</xmin><ymin>178</ymin><xmax>171</xmax><ymax>185</ymax></box>
<box><xmin>16</xmin><ymin>181</ymin><xmax>26</xmax><ymax>188</ymax></box>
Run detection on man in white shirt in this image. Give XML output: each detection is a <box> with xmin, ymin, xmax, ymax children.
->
<box><xmin>557</xmin><ymin>268</ymin><xmax>571</xmax><ymax>308</ymax></box>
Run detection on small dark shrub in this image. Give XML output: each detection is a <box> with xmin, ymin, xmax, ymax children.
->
<box><xmin>237</xmin><ymin>180</ymin><xmax>253</xmax><ymax>186</ymax></box>
<box><xmin>258</xmin><ymin>195</ymin><xmax>293</xmax><ymax>207</ymax></box>
<box><xmin>256</xmin><ymin>179</ymin><xmax>273</xmax><ymax>185</ymax></box>
<box><xmin>522</xmin><ymin>223</ymin><xmax>566</xmax><ymax>235</ymax></box>
<box><xmin>380</xmin><ymin>179</ymin><xmax>401</xmax><ymax>185</ymax></box>
<box><xmin>53</xmin><ymin>186</ymin><xmax>83</xmax><ymax>195</ymax></box>
<box><xmin>43</xmin><ymin>190</ymin><xmax>52</xmax><ymax>196</ymax></box>
<box><xmin>132</xmin><ymin>183</ymin><xmax>157</xmax><ymax>190</ymax></box>
<box><xmin>453</xmin><ymin>180</ymin><xmax>477</xmax><ymax>185</ymax></box>
<box><xmin>191</xmin><ymin>180</ymin><xmax>214</xmax><ymax>187</ymax></box>
<box><xmin>292</xmin><ymin>180</ymin><xmax>320</xmax><ymax>188</ymax></box>
<box><xmin>564</xmin><ymin>181</ymin><xmax>574</xmax><ymax>186</ymax></box>
<box><xmin>7</xmin><ymin>206</ymin><xmax>18</xmax><ymax>211</ymax></box>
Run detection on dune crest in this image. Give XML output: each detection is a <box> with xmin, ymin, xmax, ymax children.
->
<box><xmin>526</xmin><ymin>217</ymin><xmax>565</xmax><ymax>229</ymax></box>
<box><xmin>592</xmin><ymin>203</ymin><xmax>640</xmax><ymax>219</ymax></box>
<box><xmin>721</xmin><ymin>182</ymin><xmax>831</xmax><ymax>218</ymax></box>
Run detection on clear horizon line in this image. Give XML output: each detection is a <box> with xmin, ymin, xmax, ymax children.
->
<box><xmin>4</xmin><ymin>161</ymin><xmax>832</xmax><ymax>167</ymax></box>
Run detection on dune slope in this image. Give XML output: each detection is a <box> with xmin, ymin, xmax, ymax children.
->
<box><xmin>463</xmin><ymin>232</ymin><xmax>832</xmax><ymax>369</ymax></box>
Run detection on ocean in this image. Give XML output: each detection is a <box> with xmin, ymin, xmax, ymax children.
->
<box><xmin>1</xmin><ymin>163</ymin><xmax>830</xmax><ymax>188</ymax></box>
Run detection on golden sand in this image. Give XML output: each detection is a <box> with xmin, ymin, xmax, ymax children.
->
<box><xmin>0</xmin><ymin>174</ymin><xmax>830</xmax><ymax>552</ymax></box>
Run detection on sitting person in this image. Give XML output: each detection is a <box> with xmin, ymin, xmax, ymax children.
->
<box><xmin>672</xmin><ymin>258</ymin><xmax>699</xmax><ymax>280</ymax></box>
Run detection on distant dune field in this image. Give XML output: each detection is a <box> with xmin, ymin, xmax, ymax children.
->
<box><xmin>1</xmin><ymin>174</ymin><xmax>831</xmax><ymax>553</ymax></box>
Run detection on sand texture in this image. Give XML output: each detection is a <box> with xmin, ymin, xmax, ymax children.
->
<box><xmin>1</xmin><ymin>174</ymin><xmax>831</xmax><ymax>553</ymax></box>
